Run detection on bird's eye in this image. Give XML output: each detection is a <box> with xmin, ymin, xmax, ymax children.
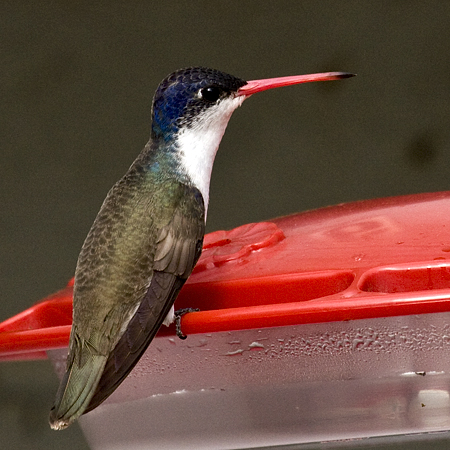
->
<box><xmin>200</xmin><ymin>86</ymin><xmax>222</xmax><ymax>102</ymax></box>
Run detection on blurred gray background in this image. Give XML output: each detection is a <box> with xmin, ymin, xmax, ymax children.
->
<box><xmin>1</xmin><ymin>1</ymin><xmax>450</xmax><ymax>449</ymax></box>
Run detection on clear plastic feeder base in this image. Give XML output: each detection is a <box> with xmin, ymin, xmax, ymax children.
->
<box><xmin>49</xmin><ymin>312</ymin><xmax>450</xmax><ymax>450</ymax></box>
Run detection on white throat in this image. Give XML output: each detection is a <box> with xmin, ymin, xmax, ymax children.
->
<box><xmin>176</xmin><ymin>95</ymin><xmax>245</xmax><ymax>220</ymax></box>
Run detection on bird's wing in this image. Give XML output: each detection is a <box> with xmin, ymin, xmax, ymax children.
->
<box><xmin>85</xmin><ymin>192</ymin><xmax>204</xmax><ymax>412</ymax></box>
<box><xmin>49</xmin><ymin>177</ymin><xmax>204</xmax><ymax>429</ymax></box>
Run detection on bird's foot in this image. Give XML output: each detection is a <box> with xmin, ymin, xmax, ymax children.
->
<box><xmin>174</xmin><ymin>308</ymin><xmax>199</xmax><ymax>340</ymax></box>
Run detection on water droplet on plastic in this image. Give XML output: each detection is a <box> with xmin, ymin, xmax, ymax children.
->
<box><xmin>225</xmin><ymin>349</ymin><xmax>244</xmax><ymax>356</ymax></box>
<box><xmin>248</xmin><ymin>341</ymin><xmax>265</xmax><ymax>350</ymax></box>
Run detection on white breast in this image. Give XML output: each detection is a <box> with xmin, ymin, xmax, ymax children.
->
<box><xmin>176</xmin><ymin>95</ymin><xmax>245</xmax><ymax>220</ymax></box>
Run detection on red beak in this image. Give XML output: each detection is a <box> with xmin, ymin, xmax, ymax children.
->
<box><xmin>236</xmin><ymin>71</ymin><xmax>355</xmax><ymax>96</ymax></box>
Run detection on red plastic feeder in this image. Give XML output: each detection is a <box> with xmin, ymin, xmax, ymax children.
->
<box><xmin>2</xmin><ymin>192</ymin><xmax>450</xmax><ymax>448</ymax></box>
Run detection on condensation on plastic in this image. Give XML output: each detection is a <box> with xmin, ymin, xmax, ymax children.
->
<box><xmin>48</xmin><ymin>312</ymin><xmax>450</xmax><ymax>449</ymax></box>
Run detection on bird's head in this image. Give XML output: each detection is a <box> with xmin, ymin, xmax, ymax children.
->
<box><xmin>151</xmin><ymin>66</ymin><xmax>355</xmax><ymax>141</ymax></box>
<box><xmin>151</xmin><ymin>67</ymin><xmax>247</xmax><ymax>141</ymax></box>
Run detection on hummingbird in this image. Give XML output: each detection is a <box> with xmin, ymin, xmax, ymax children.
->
<box><xmin>49</xmin><ymin>67</ymin><xmax>354</xmax><ymax>430</ymax></box>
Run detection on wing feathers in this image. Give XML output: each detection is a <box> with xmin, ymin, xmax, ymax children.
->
<box><xmin>50</xmin><ymin>179</ymin><xmax>205</xmax><ymax>425</ymax></box>
<box><xmin>84</xmin><ymin>186</ymin><xmax>205</xmax><ymax>413</ymax></box>
<box><xmin>84</xmin><ymin>273</ymin><xmax>184</xmax><ymax>413</ymax></box>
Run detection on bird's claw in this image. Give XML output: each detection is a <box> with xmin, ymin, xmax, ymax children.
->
<box><xmin>174</xmin><ymin>308</ymin><xmax>199</xmax><ymax>340</ymax></box>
